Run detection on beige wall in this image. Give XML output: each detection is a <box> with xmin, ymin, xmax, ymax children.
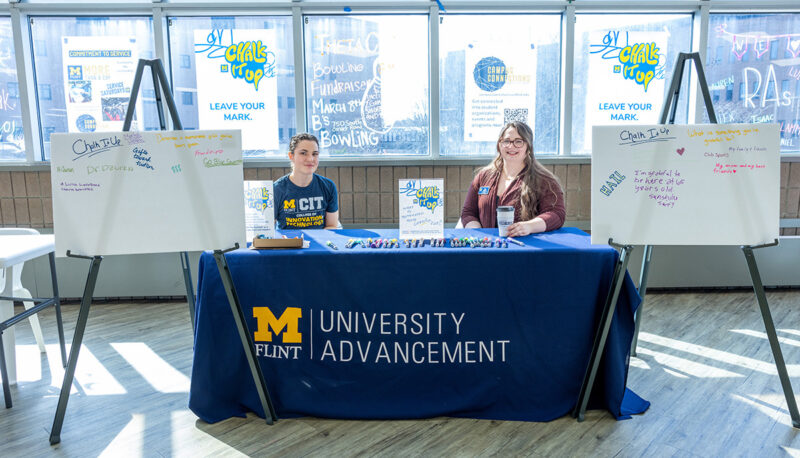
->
<box><xmin>3</xmin><ymin>163</ymin><xmax>799</xmax><ymax>235</ymax></box>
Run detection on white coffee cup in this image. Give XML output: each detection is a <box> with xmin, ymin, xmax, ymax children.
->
<box><xmin>497</xmin><ymin>206</ymin><xmax>514</xmax><ymax>237</ymax></box>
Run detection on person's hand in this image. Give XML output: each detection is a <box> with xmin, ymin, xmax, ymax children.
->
<box><xmin>506</xmin><ymin>219</ymin><xmax>546</xmax><ymax>237</ymax></box>
<box><xmin>506</xmin><ymin>221</ymin><xmax>533</xmax><ymax>237</ymax></box>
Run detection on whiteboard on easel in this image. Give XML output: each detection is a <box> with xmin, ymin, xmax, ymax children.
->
<box><xmin>50</xmin><ymin>129</ymin><xmax>246</xmax><ymax>256</ymax></box>
<box><xmin>591</xmin><ymin>124</ymin><xmax>779</xmax><ymax>246</ymax></box>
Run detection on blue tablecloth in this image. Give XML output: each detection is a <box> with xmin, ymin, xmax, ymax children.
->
<box><xmin>189</xmin><ymin>227</ymin><xmax>649</xmax><ymax>423</ymax></box>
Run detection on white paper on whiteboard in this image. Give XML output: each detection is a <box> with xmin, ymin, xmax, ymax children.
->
<box><xmin>591</xmin><ymin>124</ymin><xmax>779</xmax><ymax>246</ymax></box>
<box><xmin>50</xmin><ymin>129</ymin><xmax>246</xmax><ymax>256</ymax></box>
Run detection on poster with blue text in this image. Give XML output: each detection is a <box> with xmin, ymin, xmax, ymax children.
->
<box><xmin>464</xmin><ymin>45</ymin><xmax>536</xmax><ymax>142</ymax></box>
<box><xmin>399</xmin><ymin>179</ymin><xmax>444</xmax><ymax>239</ymax></box>
<box><xmin>585</xmin><ymin>31</ymin><xmax>668</xmax><ymax>137</ymax></box>
<box><xmin>62</xmin><ymin>36</ymin><xmax>139</xmax><ymax>133</ymax></box>
<box><xmin>195</xmin><ymin>29</ymin><xmax>279</xmax><ymax>152</ymax></box>
<box><xmin>244</xmin><ymin>180</ymin><xmax>275</xmax><ymax>241</ymax></box>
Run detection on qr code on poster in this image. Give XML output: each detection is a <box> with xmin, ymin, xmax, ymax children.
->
<box><xmin>504</xmin><ymin>108</ymin><xmax>528</xmax><ymax>124</ymax></box>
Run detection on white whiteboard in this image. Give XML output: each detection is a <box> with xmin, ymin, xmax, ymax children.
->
<box><xmin>50</xmin><ymin>130</ymin><xmax>246</xmax><ymax>256</ymax></box>
<box><xmin>591</xmin><ymin>124</ymin><xmax>779</xmax><ymax>246</ymax></box>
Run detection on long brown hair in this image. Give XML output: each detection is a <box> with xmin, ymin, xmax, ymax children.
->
<box><xmin>480</xmin><ymin>121</ymin><xmax>560</xmax><ymax>220</ymax></box>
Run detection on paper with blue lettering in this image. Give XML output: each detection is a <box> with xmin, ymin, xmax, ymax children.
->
<box><xmin>244</xmin><ymin>180</ymin><xmax>275</xmax><ymax>241</ymax></box>
<box><xmin>591</xmin><ymin>124</ymin><xmax>779</xmax><ymax>245</ymax></box>
<box><xmin>62</xmin><ymin>36</ymin><xmax>141</xmax><ymax>133</ymax></box>
<box><xmin>50</xmin><ymin>130</ymin><xmax>246</xmax><ymax>256</ymax></box>
<box><xmin>464</xmin><ymin>44</ymin><xmax>536</xmax><ymax>142</ymax></box>
<box><xmin>585</xmin><ymin>30</ymin><xmax>668</xmax><ymax>140</ymax></box>
<box><xmin>399</xmin><ymin>179</ymin><xmax>444</xmax><ymax>239</ymax></box>
<box><xmin>194</xmin><ymin>29</ymin><xmax>279</xmax><ymax>152</ymax></box>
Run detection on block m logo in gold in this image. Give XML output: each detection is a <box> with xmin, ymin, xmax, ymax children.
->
<box><xmin>283</xmin><ymin>199</ymin><xmax>295</xmax><ymax>210</ymax></box>
<box><xmin>253</xmin><ymin>307</ymin><xmax>302</xmax><ymax>343</ymax></box>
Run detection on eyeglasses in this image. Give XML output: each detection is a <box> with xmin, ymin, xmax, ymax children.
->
<box><xmin>500</xmin><ymin>139</ymin><xmax>525</xmax><ymax>148</ymax></box>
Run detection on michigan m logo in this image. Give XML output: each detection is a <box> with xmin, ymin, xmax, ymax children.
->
<box><xmin>283</xmin><ymin>199</ymin><xmax>295</xmax><ymax>210</ymax></box>
<box><xmin>68</xmin><ymin>65</ymin><xmax>83</xmax><ymax>80</ymax></box>
<box><xmin>253</xmin><ymin>307</ymin><xmax>301</xmax><ymax>343</ymax></box>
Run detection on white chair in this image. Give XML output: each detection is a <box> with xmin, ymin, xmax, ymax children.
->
<box><xmin>0</xmin><ymin>228</ymin><xmax>46</xmax><ymax>353</ymax></box>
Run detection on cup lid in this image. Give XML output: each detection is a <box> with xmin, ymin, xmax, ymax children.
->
<box><xmin>497</xmin><ymin>206</ymin><xmax>514</xmax><ymax>211</ymax></box>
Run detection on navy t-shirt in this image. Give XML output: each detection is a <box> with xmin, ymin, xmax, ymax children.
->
<box><xmin>273</xmin><ymin>174</ymin><xmax>339</xmax><ymax>229</ymax></box>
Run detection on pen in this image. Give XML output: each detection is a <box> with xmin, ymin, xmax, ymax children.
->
<box><xmin>506</xmin><ymin>237</ymin><xmax>524</xmax><ymax>246</ymax></box>
<box><xmin>326</xmin><ymin>240</ymin><xmax>338</xmax><ymax>250</ymax></box>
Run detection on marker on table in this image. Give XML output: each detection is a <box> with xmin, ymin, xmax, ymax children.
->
<box><xmin>326</xmin><ymin>240</ymin><xmax>338</xmax><ymax>250</ymax></box>
<box><xmin>506</xmin><ymin>237</ymin><xmax>524</xmax><ymax>246</ymax></box>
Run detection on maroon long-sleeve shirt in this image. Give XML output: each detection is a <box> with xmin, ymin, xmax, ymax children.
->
<box><xmin>461</xmin><ymin>169</ymin><xmax>566</xmax><ymax>231</ymax></box>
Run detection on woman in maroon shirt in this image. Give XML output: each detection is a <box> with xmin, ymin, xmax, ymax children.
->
<box><xmin>460</xmin><ymin>121</ymin><xmax>565</xmax><ymax>236</ymax></box>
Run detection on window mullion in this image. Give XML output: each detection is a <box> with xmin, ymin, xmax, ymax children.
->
<box><xmin>560</xmin><ymin>5</ymin><xmax>575</xmax><ymax>156</ymax></box>
<box><xmin>11</xmin><ymin>7</ymin><xmax>41</xmax><ymax>163</ymax></box>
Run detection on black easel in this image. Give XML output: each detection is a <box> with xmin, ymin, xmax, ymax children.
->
<box><xmin>122</xmin><ymin>59</ymin><xmax>197</xmax><ymax>329</ymax></box>
<box><xmin>573</xmin><ymin>52</ymin><xmax>800</xmax><ymax>428</ymax></box>
<box><xmin>631</xmin><ymin>52</ymin><xmax>717</xmax><ymax>356</ymax></box>
<box><xmin>50</xmin><ymin>58</ymin><xmax>192</xmax><ymax>445</ymax></box>
<box><xmin>571</xmin><ymin>240</ymin><xmax>634</xmax><ymax>421</ymax></box>
<box><xmin>49</xmin><ymin>252</ymin><xmax>102</xmax><ymax>444</ymax></box>
<box><xmin>213</xmin><ymin>245</ymin><xmax>278</xmax><ymax>424</ymax></box>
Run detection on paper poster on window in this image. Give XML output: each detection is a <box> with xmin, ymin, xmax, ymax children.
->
<box><xmin>585</xmin><ymin>31</ymin><xmax>668</xmax><ymax>136</ymax></box>
<box><xmin>464</xmin><ymin>45</ymin><xmax>537</xmax><ymax>142</ymax></box>
<box><xmin>244</xmin><ymin>180</ymin><xmax>275</xmax><ymax>240</ymax></box>
<box><xmin>62</xmin><ymin>36</ymin><xmax>140</xmax><ymax>133</ymax></box>
<box><xmin>194</xmin><ymin>29</ymin><xmax>279</xmax><ymax>152</ymax></box>
<box><xmin>399</xmin><ymin>179</ymin><xmax>444</xmax><ymax>239</ymax></box>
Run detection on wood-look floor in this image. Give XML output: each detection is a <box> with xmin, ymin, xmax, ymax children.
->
<box><xmin>3</xmin><ymin>291</ymin><xmax>800</xmax><ymax>457</ymax></box>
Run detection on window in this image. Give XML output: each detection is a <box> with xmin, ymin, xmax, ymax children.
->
<box><xmin>180</xmin><ymin>54</ymin><xmax>191</xmax><ymax>69</ymax></box>
<box><xmin>439</xmin><ymin>14</ymin><xmax>560</xmax><ymax>156</ymax></box>
<box><xmin>34</xmin><ymin>40</ymin><xmax>47</xmax><ymax>57</ymax></box>
<box><xmin>43</xmin><ymin>127</ymin><xmax>56</xmax><ymax>142</ymax></box>
<box><xmin>182</xmin><ymin>91</ymin><xmax>193</xmax><ymax>105</ymax></box>
<box><xmin>7</xmin><ymin>82</ymin><xmax>18</xmax><ymax>99</ymax></box>
<box><xmin>706</xmin><ymin>14</ymin><xmax>800</xmax><ymax>153</ymax></box>
<box><xmin>304</xmin><ymin>15</ymin><xmax>429</xmax><ymax>156</ymax></box>
<box><xmin>30</xmin><ymin>16</ymin><xmax>157</xmax><ymax>160</ymax></box>
<box><xmin>572</xmin><ymin>14</ymin><xmax>692</xmax><ymax>155</ymax></box>
<box><xmin>0</xmin><ymin>18</ymin><xmax>25</xmax><ymax>160</ymax></box>
<box><xmin>167</xmin><ymin>16</ymin><xmax>295</xmax><ymax>157</ymax></box>
<box><xmin>287</xmin><ymin>96</ymin><xmax>295</xmax><ymax>109</ymax></box>
<box><xmin>726</xmin><ymin>84</ymin><xmax>733</xmax><ymax>101</ymax></box>
<box><xmin>40</xmin><ymin>84</ymin><xmax>52</xmax><ymax>101</ymax></box>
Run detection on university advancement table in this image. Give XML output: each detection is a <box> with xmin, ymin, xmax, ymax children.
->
<box><xmin>189</xmin><ymin>227</ymin><xmax>649</xmax><ymax>423</ymax></box>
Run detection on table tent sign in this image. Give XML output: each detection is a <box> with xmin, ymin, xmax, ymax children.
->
<box><xmin>398</xmin><ymin>179</ymin><xmax>444</xmax><ymax>239</ymax></box>
<box><xmin>50</xmin><ymin>129</ymin><xmax>246</xmax><ymax>257</ymax></box>
<box><xmin>244</xmin><ymin>180</ymin><xmax>275</xmax><ymax>241</ymax></box>
<box><xmin>591</xmin><ymin>123</ymin><xmax>779</xmax><ymax>246</ymax></box>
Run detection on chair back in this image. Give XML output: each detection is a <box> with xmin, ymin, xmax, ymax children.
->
<box><xmin>0</xmin><ymin>228</ymin><xmax>40</xmax><ymax>289</ymax></box>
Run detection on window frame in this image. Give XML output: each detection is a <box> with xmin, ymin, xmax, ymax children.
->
<box><xmin>0</xmin><ymin>1</ymin><xmax>798</xmax><ymax>167</ymax></box>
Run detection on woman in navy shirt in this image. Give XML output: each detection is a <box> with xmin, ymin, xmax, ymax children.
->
<box><xmin>273</xmin><ymin>133</ymin><xmax>340</xmax><ymax>229</ymax></box>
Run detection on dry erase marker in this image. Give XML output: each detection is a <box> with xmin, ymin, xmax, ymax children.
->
<box><xmin>326</xmin><ymin>240</ymin><xmax>338</xmax><ymax>250</ymax></box>
<box><xmin>506</xmin><ymin>237</ymin><xmax>524</xmax><ymax>246</ymax></box>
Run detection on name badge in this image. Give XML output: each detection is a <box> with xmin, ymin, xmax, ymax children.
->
<box><xmin>478</xmin><ymin>186</ymin><xmax>490</xmax><ymax>195</ymax></box>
